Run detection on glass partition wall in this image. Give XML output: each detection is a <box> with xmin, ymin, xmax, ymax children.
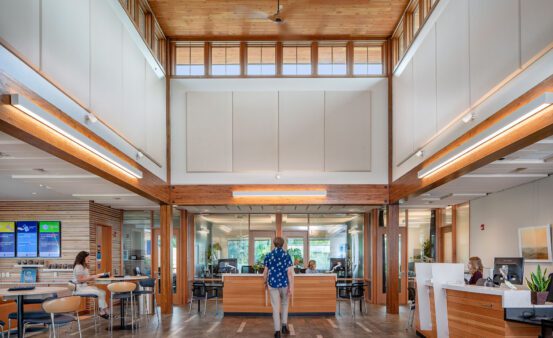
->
<box><xmin>194</xmin><ymin>213</ymin><xmax>364</xmax><ymax>279</ymax></box>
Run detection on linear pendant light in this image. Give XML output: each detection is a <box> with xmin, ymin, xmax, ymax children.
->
<box><xmin>232</xmin><ymin>190</ymin><xmax>327</xmax><ymax>198</ymax></box>
<box><xmin>418</xmin><ymin>92</ymin><xmax>553</xmax><ymax>179</ymax></box>
<box><xmin>10</xmin><ymin>94</ymin><xmax>143</xmax><ymax>179</ymax></box>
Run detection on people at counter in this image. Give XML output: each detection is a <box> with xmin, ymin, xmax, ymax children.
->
<box><xmin>468</xmin><ymin>256</ymin><xmax>484</xmax><ymax>285</ymax></box>
<box><xmin>263</xmin><ymin>237</ymin><xmax>294</xmax><ymax>338</ymax></box>
<box><xmin>72</xmin><ymin>251</ymin><xmax>110</xmax><ymax>319</ymax></box>
<box><xmin>306</xmin><ymin>260</ymin><xmax>317</xmax><ymax>274</ymax></box>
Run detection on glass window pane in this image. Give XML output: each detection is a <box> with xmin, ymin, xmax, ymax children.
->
<box><xmin>283</xmin><ymin>45</ymin><xmax>311</xmax><ymax>75</ymax></box>
<box><xmin>319</xmin><ymin>45</ymin><xmax>346</xmax><ymax>75</ymax></box>
<box><xmin>254</xmin><ymin>238</ymin><xmax>272</xmax><ymax>264</ymax></box>
<box><xmin>247</xmin><ymin>45</ymin><xmax>276</xmax><ymax>76</ymax></box>
<box><xmin>211</xmin><ymin>45</ymin><xmax>241</xmax><ymax>76</ymax></box>
<box><xmin>287</xmin><ymin>238</ymin><xmax>304</xmax><ymax>267</ymax></box>
<box><xmin>353</xmin><ymin>44</ymin><xmax>383</xmax><ymax>75</ymax></box>
<box><xmin>175</xmin><ymin>45</ymin><xmax>205</xmax><ymax>76</ymax></box>
<box><xmin>407</xmin><ymin>209</ymin><xmax>432</xmax><ymax>277</ymax></box>
<box><xmin>123</xmin><ymin>211</ymin><xmax>152</xmax><ymax>276</ymax></box>
<box><xmin>456</xmin><ymin>204</ymin><xmax>470</xmax><ymax>264</ymax></box>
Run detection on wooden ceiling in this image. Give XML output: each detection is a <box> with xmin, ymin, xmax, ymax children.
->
<box><xmin>147</xmin><ymin>0</ymin><xmax>409</xmax><ymax>39</ymax></box>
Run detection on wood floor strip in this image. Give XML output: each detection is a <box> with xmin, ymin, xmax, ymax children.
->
<box><xmin>184</xmin><ymin>314</ymin><xmax>198</xmax><ymax>323</ymax></box>
<box><xmin>356</xmin><ymin>321</ymin><xmax>373</xmax><ymax>333</ymax></box>
<box><xmin>237</xmin><ymin>320</ymin><xmax>247</xmax><ymax>333</ymax></box>
<box><xmin>207</xmin><ymin>321</ymin><xmax>220</xmax><ymax>333</ymax></box>
<box><xmin>289</xmin><ymin>324</ymin><xmax>296</xmax><ymax>336</ymax></box>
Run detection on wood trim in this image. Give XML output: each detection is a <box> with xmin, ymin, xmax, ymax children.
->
<box><xmin>386</xmin><ymin>204</ymin><xmax>399</xmax><ymax>314</ymax></box>
<box><xmin>204</xmin><ymin>42</ymin><xmax>211</xmax><ymax>76</ymax></box>
<box><xmin>276</xmin><ymin>213</ymin><xmax>283</xmax><ymax>237</ymax></box>
<box><xmin>170</xmin><ymin>184</ymin><xmax>389</xmax><ymax>205</ymax></box>
<box><xmin>370</xmin><ymin>210</ymin><xmax>379</xmax><ymax>304</ymax></box>
<box><xmin>240</xmin><ymin>42</ymin><xmax>247</xmax><ymax>76</ymax></box>
<box><xmin>451</xmin><ymin>205</ymin><xmax>457</xmax><ymax>263</ymax></box>
<box><xmin>180</xmin><ymin>209</ymin><xmax>188</xmax><ymax>304</ymax></box>
<box><xmin>363</xmin><ymin>212</ymin><xmax>370</xmax><ymax>303</ymax></box>
<box><xmin>0</xmin><ymin>71</ymin><xmax>170</xmax><ymax>204</ymax></box>
<box><xmin>435</xmin><ymin>208</ymin><xmax>443</xmax><ymax>262</ymax></box>
<box><xmin>275</xmin><ymin>42</ymin><xmax>283</xmax><ymax>76</ymax></box>
<box><xmin>390</xmin><ymin>75</ymin><xmax>553</xmax><ymax>203</ymax></box>
<box><xmin>171</xmin><ymin>35</ymin><xmax>389</xmax><ymax>42</ymax></box>
<box><xmin>159</xmin><ymin>204</ymin><xmax>173</xmax><ymax>314</ymax></box>
<box><xmin>311</xmin><ymin>42</ymin><xmax>318</xmax><ymax>76</ymax></box>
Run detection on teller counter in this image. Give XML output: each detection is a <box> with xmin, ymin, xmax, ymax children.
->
<box><xmin>222</xmin><ymin>273</ymin><xmax>337</xmax><ymax>315</ymax></box>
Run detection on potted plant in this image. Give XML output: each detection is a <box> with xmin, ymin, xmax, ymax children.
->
<box><xmin>526</xmin><ymin>264</ymin><xmax>551</xmax><ymax>305</ymax></box>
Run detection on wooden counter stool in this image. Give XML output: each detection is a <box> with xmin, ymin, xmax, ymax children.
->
<box><xmin>23</xmin><ymin>296</ymin><xmax>82</xmax><ymax>338</ymax></box>
<box><xmin>107</xmin><ymin>282</ymin><xmax>137</xmax><ymax>333</ymax></box>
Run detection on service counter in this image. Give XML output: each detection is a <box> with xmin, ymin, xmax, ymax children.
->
<box><xmin>222</xmin><ymin>273</ymin><xmax>336</xmax><ymax>315</ymax></box>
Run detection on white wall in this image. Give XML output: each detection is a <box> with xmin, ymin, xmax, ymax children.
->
<box><xmin>171</xmin><ymin>78</ymin><xmax>388</xmax><ymax>184</ymax></box>
<box><xmin>0</xmin><ymin>0</ymin><xmax>166</xmax><ymax>180</ymax></box>
<box><xmin>393</xmin><ymin>0</ymin><xmax>553</xmax><ymax>180</ymax></box>
<box><xmin>470</xmin><ymin>175</ymin><xmax>553</xmax><ymax>280</ymax></box>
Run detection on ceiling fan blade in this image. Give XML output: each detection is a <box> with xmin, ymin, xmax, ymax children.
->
<box><xmin>234</xmin><ymin>5</ymin><xmax>269</xmax><ymax>20</ymax></box>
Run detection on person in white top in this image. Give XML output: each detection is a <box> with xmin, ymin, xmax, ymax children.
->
<box><xmin>305</xmin><ymin>260</ymin><xmax>317</xmax><ymax>274</ymax></box>
<box><xmin>72</xmin><ymin>251</ymin><xmax>110</xmax><ymax>319</ymax></box>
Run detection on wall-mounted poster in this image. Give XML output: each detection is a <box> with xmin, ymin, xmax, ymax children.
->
<box><xmin>39</xmin><ymin>221</ymin><xmax>61</xmax><ymax>258</ymax></box>
<box><xmin>519</xmin><ymin>225</ymin><xmax>552</xmax><ymax>262</ymax></box>
<box><xmin>0</xmin><ymin>222</ymin><xmax>16</xmax><ymax>258</ymax></box>
<box><xmin>16</xmin><ymin>221</ymin><xmax>38</xmax><ymax>257</ymax></box>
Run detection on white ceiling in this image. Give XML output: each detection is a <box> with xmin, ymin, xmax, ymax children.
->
<box><xmin>403</xmin><ymin>137</ymin><xmax>553</xmax><ymax>208</ymax></box>
<box><xmin>0</xmin><ymin>131</ymin><xmax>157</xmax><ymax>210</ymax></box>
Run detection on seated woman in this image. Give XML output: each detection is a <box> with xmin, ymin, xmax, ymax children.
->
<box><xmin>72</xmin><ymin>251</ymin><xmax>110</xmax><ymax>319</ymax></box>
<box><xmin>468</xmin><ymin>256</ymin><xmax>484</xmax><ymax>285</ymax></box>
<box><xmin>306</xmin><ymin>260</ymin><xmax>317</xmax><ymax>274</ymax></box>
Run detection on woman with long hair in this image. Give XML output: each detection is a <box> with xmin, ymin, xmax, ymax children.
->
<box><xmin>72</xmin><ymin>251</ymin><xmax>110</xmax><ymax>318</ymax></box>
<box><xmin>306</xmin><ymin>260</ymin><xmax>317</xmax><ymax>274</ymax></box>
<box><xmin>468</xmin><ymin>256</ymin><xmax>484</xmax><ymax>285</ymax></box>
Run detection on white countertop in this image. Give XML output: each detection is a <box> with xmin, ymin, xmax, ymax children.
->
<box><xmin>222</xmin><ymin>273</ymin><xmax>337</xmax><ymax>278</ymax></box>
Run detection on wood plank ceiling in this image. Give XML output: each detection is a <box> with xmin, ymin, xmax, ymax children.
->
<box><xmin>148</xmin><ymin>0</ymin><xmax>409</xmax><ymax>39</ymax></box>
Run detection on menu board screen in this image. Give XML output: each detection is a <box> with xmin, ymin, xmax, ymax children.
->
<box><xmin>39</xmin><ymin>221</ymin><xmax>61</xmax><ymax>258</ymax></box>
<box><xmin>16</xmin><ymin>221</ymin><xmax>38</xmax><ymax>257</ymax></box>
<box><xmin>0</xmin><ymin>222</ymin><xmax>16</xmax><ymax>258</ymax></box>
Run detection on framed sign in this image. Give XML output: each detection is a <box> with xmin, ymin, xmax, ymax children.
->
<box><xmin>519</xmin><ymin>225</ymin><xmax>552</xmax><ymax>262</ymax></box>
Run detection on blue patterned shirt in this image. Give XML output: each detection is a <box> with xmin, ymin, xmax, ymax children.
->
<box><xmin>264</xmin><ymin>247</ymin><xmax>293</xmax><ymax>288</ymax></box>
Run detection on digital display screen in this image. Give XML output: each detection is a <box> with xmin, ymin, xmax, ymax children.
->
<box><xmin>0</xmin><ymin>222</ymin><xmax>16</xmax><ymax>258</ymax></box>
<box><xmin>39</xmin><ymin>221</ymin><xmax>61</xmax><ymax>258</ymax></box>
<box><xmin>16</xmin><ymin>221</ymin><xmax>38</xmax><ymax>257</ymax></box>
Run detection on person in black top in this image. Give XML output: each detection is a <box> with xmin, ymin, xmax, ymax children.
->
<box><xmin>468</xmin><ymin>256</ymin><xmax>484</xmax><ymax>285</ymax></box>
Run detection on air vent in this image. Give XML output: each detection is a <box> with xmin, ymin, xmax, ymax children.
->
<box><xmin>33</xmin><ymin>168</ymin><xmax>47</xmax><ymax>173</ymax></box>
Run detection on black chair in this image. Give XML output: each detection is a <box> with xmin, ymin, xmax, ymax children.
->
<box><xmin>189</xmin><ymin>282</ymin><xmax>218</xmax><ymax>316</ymax></box>
<box><xmin>540</xmin><ymin>319</ymin><xmax>553</xmax><ymax>338</ymax></box>
<box><xmin>134</xmin><ymin>278</ymin><xmax>160</xmax><ymax>325</ymax></box>
<box><xmin>7</xmin><ymin>294</ymin><xmax>57</xmax><ymax>338</ymax></box>
<box><xmin>337</xmin><ymin>282</ymin><xmax>366</xmax><ymax>318</ymax></box>
<box><xmin>67</xmin><ymin>281</ymin><xmax>99</xmax><ymax>330</ymax></box>
<box><xmin>22</xmin><ymin>296</ymin><xmax>83</xmax><ymax>338</ymax></box>
<box><xmin>241</xmin><ymin>266</ymin><xmax>254</xmax><ymax>274</ymax></box>
<box><xmin>0</xmin><ymin>320</ymin><xmax>4</xmax><ymax>338</ymax></box>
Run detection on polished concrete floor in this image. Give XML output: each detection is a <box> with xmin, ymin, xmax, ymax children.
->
<box><xmin>26</xmin><ymin>302</ymin><xmax>418</xmax><ymax>337</ymax></box>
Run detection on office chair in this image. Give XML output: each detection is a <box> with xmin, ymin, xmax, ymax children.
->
<box><xmin>540</xmin><ymin>319</ymin><xmax>553</xmax><ymax>338</ymax></box>
<box><xmin>241</xmin><ymin>265</ymin><xmax>254</xmax><ymax>274</ymax></box>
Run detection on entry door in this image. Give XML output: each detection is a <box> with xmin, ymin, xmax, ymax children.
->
<box><xmin>96</xmin><ymin>225</ymin><xmax>112</xmax><ymax>300</ymax></box>
<box><xmin>283</xmin><ymin>231</ymin><xmax>308</xmax><ymax>268</ymax></box>
<box><xmin>249</xmin><ymin>231</ymin><xmax>275</xmax><ymax>267</ymax></box>
<box><xmin>152</xmin><ymin>228</ymin><xmax>182</xmax><ymax>305</ymax></box>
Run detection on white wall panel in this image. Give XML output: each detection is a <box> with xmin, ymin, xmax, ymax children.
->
<box><xmin>145</xmin><ymin>65</ymin><xmax>166</xmax><ymax>165</ymax></box>
<box><xmin>393</xmin><ymin>60</ymin><xmax>414</xmax><ymax>165</ymax></box>
<box><xmin>521</xmin><ymin>0</ymin><xmax>553</xmax><ymax>65</ymax></box>
<box><xmin>469</xmin><ymin>0</ymin><xmax>519</xmax><ymax>105</ymax></box>
<box><xmin>42</xmin><ymin>0</ymin><xmax>90</xmax><ymax>107</ymax></box>
<box><xmin>122</xmin><ymin>33</ymin><xmax>146</xmax><ymax>148</ymax></box>
<box><xmin>233</xmin><ymin>92</ymin><xmax>278</xmax><ymax>171</ymax></box>
<box><xmin>436</xmin><ymin>0</ymin><xmax>470</xmax><ymax>131</ymax></box>
<box><xmin>325</xmin><ymin>91</ymin><xmax>371</xmax><ymax>171</ymax></box>
<box><xmin>413</xmin><ymin>27</ymin><xmax>437</xmax><ymax>150</ymax></box>
<box><xmin>90</xmin><ymin>0</ymin><xmax>123</xmax><ymax>136</ymax></box>
<box><xmin>187</xmin><ymin>92</ymin><xmax>233</xmax><ymax>172</ymax></box>
<box><xmin>0</xmin><ymin>0</ymin><xmax>40</xmax><ymax>66</ymax></box>
<box><xmin>279</xmin><ymin>91</ymin><xmax>325</xmax><ymax>171</ymax></box>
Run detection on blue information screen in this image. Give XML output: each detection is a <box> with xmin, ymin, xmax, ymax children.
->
<box><xmin>16</xmin><ymin>221</ymin><xmax>38</xmax><ymax>257</ymax></box>
<box><xmin>39</xmin><ymin>221</ymin><xmax>61</xmax><ymax>258</ymax></box>
<box><xmin>0</xmin><ymin>222</ymin><xmax>16</xmax><ymax>258</ymax></box>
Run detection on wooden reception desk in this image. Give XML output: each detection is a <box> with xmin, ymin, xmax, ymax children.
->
<box><xmin>222</xmin><ymin>273</ymin><xmax>337</xmax><ymax>315</ymax></box>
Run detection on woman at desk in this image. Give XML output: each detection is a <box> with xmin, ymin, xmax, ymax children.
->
<box><xmin>306</xmin><ymin>260</ymin><xmax>317</xmax><ymax>274</ymax></box>
<box><xmin>468</xmin><ymin>256</ymin><xmax>484</xmax><ymax>285</ymax></box>
<box><xmin>72</xmin><ymin>251</ymin><xmax>110</xmax><ymax>319</ymax></box>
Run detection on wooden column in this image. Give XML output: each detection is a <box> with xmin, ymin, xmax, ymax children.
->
<box><xmin>370</xmin><ymin>210</ymin><xmax>379</xmax><ymax>304</ymax></box>
<box><xmin>180</xmin><ymin>209</ymin><xmax>188</xmax><ymax>305</ymax></box>
<box><xmin>435</xmin><ymin>208</ymin><xmax>444</xmax><ymax>262</ymax></box>
<box><xmin>276</xmin><ymin>213</ymin><xmax>283</xmax><ymax>237</ymax></box>
<box><xmin>386</xmin><ymin>204</ymin><xmax>400</xmax><ymax>314</ymax></box>
<box><xmin>160</xmin><ymin>204</ymin><xmax>173</xmax><ymax>314</ymax></box>
<box><xmin>363</xmin><ymin>212</ymin><xmax>370</xmax><ymax>303</ymax></box>
<box><xmin>451</xmin><ymin>205</ymin><xmax>457</xmax><ymax>263</ymax></box>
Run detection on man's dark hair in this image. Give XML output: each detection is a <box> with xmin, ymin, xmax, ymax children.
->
<box><xmin>273</xmin><ymin>237</ymin><xmax>285</xmax><ymax>248</ymax></box>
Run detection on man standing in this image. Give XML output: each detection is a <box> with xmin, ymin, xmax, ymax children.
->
<box><xmin>263</xmin><ymin>237</ymin><xmax>294</xmax><ymax>338</ymax></box>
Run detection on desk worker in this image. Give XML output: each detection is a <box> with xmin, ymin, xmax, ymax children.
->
<box><xmin>306</xmin><ymin>260</ymin><xmax>317</xmax><ymax>274</ymax></box>
<box><xmin>468</xmin><ymin>256</ymin><xmax>484</xmax><ymax>285</ymax></box>
<box><xmin>72</xmin><ymin>251</ymin><xmax>110</xmax><ymax>319</ymax></box>
<box><xmin>264</xmin><ymin>237</ymin><xmax>294</xmax><ymax>338</ymax></box>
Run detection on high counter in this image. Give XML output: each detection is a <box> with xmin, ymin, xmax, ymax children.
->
<box><xmin>222</xmin><ymin>273</ymin><xmax>336</xmax><ymax>315</ymax></box>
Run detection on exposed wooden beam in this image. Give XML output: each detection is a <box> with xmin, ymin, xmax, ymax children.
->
<box><xmin>386</xmin><ymin>203</ymin><xmax>399</xmax><ymax>314</ymax></box>
<box><xmin>159</xmin><ymin>204</ymin><xmax>173</xmax><ymax>314</ymax></box>
<box><xmin>170</xmin><ymin>184</ymin><xmax>389</xmax><ymax>205</ymax></box>
<box><xmin>390</xmin><ymin>75</ymin><xmax>553</xmax><ymax>203</ymax></box>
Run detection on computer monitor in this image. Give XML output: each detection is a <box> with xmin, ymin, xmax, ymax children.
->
<box><xmin>493</xmin><ymin>257</ymin><xmax>524</xmax><ymax>285</ymax></box>
<box><xmin>218</xmin><ymin>258</ymin><xmax>238</xmax><ymax>273</ymax></box>
<box><xmin>329</xmin><ymin>258</ymin><xmax>346</xmax><ymax>273</ymax></box>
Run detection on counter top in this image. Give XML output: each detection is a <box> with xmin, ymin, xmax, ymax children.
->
<box><xmin>222</xmin><ymin>273</ymin><xmax>337</xmax><ymax>280</ymax></box>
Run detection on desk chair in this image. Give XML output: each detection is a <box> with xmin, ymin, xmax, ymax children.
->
<box><xmin>189</xmin><ymin>282</ymin><xmax>218</xmax><ymax>316</ymax></box>
<box><xmin>22</xmin><ymin>296</ymin><xmax>82</xmax><ymax>338</ymax></box>
<box><xmin>107</xmin><ymin>282</ymin><xmax>137</xmax><ymax>333</ymax></box>
<box><xmin>0</xmin><ymin>320</ymin><xmax>4</xmax><ymax>338</ymax></box>
<box><xmin>540</xmin><ymin>319</ymin><xmax>553</xmax><ymax>338</ymax></box>
<box><xmin>337</xmin><ymin>282</ymin><xmax>366</xmax><ymax>318</ymax></box>
<box><xmin>67</xmin><ymin>281</ymin><xmax>99</xmax><ymax>329</ymax></box>
<box><xmin>7</xmin><ymin>295</ymin><xmax>56</xmax><ymax>338</ymax></box>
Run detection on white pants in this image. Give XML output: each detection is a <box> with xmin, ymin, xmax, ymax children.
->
<box><xmin>269</xmin><ymin>287</ymin><xmax>289</xmax><ymax>332</ymax></box>
<box><xmin>75</xmin><ymin>286</ymin><xmax>108</xmax><ymax>310</ymax></box>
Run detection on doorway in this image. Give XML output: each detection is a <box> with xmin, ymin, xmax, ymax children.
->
<box><xmin>96</xmin><ymin>225</ymin><xmax>112</xmax><ymax>298</ymax></box>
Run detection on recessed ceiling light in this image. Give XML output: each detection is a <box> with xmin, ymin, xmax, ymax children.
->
<box><xmin>462</xmin><ymin>112</ymin><xmax>475</xmax><ymax>123</ymax></box>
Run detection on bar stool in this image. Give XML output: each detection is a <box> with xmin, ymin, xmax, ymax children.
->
<box><xmin>67</xmin><ymin>281</ymin><xmax>99</xmax><ymax>329</ymax></box>
<box><xmin>107</xmin><ymin>282</ymin><xmax>137</xmax><ymax>333</ymax></box>
<box><xmin>7</xmin><ymin>295</ymin><xmax>55</xmax><ymax>338</ymax></box>
<box><xmin>133</xmin><ymin>278</ymin><xmax>160</xmax><ymax>325</ymax></box>
<box><xmin>22</xmin><ymin>295</ymin><xmax>82</xmax><ymax>338</ymax></box>
<box><xmin>0</xmin><ymin>320</ymin><xmax>4</xmax><ymax>338</ymax></box>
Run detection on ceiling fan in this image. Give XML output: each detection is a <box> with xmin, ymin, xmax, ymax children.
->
<box><xmin>235</xmin><ymin>0</ymin><xmax>289</xmax><ymax>25</ymax></box>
